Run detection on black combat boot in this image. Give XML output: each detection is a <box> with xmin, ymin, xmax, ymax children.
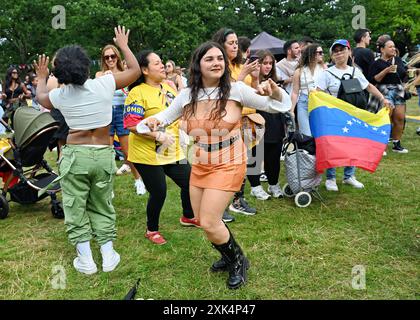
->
<box><xmin>212</xmin><ymin>230</ymin><xmax>249</xmax><ymax>289</ymax></box>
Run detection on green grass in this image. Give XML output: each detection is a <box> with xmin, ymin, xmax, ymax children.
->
<box><xmin>0</xmin><ymin>100</ymin><xmax>419</xmax><ymax>300</ymax></box>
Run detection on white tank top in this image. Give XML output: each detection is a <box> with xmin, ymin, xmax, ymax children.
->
<box><xmin>300</xmin><ymin>65</ymin><xmax>323</xmax><ymax>95</ymax></box>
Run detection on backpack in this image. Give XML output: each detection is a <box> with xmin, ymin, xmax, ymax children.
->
<box><xmin>327</xmin><ymin>67</ymin><xmax>368</xmax><ymax>109</ymax></box>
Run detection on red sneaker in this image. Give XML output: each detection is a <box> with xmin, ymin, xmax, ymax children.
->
<box><xmin>144</xmin><ymin>231</ymin><xmax>167</xmax><ymax>245</ymax></box>
<box><xmin>179</xmin><ymin>216</ymin><xmax>201</xmax><ymax>228</ymax></box>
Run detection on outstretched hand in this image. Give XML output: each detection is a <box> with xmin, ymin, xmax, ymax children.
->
<box><xmin>256</xmin><ymin>78</ymin><xmax>282</xmax><ymax>101</ymax></box>
<box><xmin>33</xmin><ymin>54</ymin><xmax>50</xmax><ymax>79</ymax></box>
<box><xmin>113</xmin><ymin>25</ymin><xmax>130</xmax><ymax>49</ymax></box>
<box><xmin>144</xmin><ymin>117</ymin><xmax>161</xmax><ymax>131</ymax></box>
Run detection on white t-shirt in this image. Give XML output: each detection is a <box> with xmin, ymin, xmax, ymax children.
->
<box><xmin>49</xmin><ymin>74</ymin><xmax>116</xmax><ymax>130</ymax></box>
<box><xmin>315</xmin><ymin>65</ymin><xmax>369</xmax><ymax>97</ymax></box>
<box><xmin>137</xmin><ymin>81</ymin><xmax>291</xmax><ymax>131</ymax></box>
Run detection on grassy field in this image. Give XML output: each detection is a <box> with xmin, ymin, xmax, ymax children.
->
<box><xmin>0</xmin><ymin>99</ymin><xmax>419</xmax><ymax>300</ymax></box>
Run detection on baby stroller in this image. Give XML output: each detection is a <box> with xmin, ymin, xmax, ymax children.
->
<box><xmin>0</xmin><ymin>107</ymin><xmax>63</xmax><ymax>219</ymax></box>
<box><xmin>281</xmin><ymin>112</ymin><xmax>323</xmax><ymax>208</ymax></box>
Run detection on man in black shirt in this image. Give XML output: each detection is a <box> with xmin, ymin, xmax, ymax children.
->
<box><xmin>353</xmin><ymin>29</ymin><xmax>375</xmax><ymax>78</ymax></box>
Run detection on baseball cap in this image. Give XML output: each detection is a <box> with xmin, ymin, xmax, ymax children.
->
<box><xmin>330</xmin><ymin>39</ymin><xmax>351</xmax><ymax>54</ymax></box>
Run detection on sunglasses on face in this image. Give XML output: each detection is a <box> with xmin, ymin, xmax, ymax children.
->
<box><xmin>11</xmin><ymin>71</ymin><xmax>18</xmax><ymax>74</ymax></box>
<box><xmin>316</xmin><ymin>51</ymin><xmax>324</xmax><ymax>55</ymax></box>
<box><xmin>104</xmin><ymin>54</ymin><xmax>117</xmax><ymax>61</ymax></box>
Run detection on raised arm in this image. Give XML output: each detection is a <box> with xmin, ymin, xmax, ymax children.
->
<box><xmin>34</xmin><ymin>55</ymin><xmax>54</xmax><ymax>109</ymax></box>
<box><xmin>237</xmin><ymin>79</ymin><xmax>291</xmax><ymax>113</ymax></box>
<box><xmin>111</xmin><ymin>26</ymin><xmax>141</xmax><ymax>89</ymax></box>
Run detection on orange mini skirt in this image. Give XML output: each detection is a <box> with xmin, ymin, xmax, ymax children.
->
<box><xmin>190</xmin><ymin>161</ymin><xmax>246</xmax><ymax>192</ymax></box>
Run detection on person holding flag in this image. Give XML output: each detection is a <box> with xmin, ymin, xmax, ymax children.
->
<box><xmin>315</xmin><ymin>39</ymin><xmax>391</xmax><ymax>192</ymax></box>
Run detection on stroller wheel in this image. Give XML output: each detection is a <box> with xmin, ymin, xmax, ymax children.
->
<box><xmin>282</xmin><ymin>183</ymin><xmax>294</xmax><ymax>198</ymax></box>
<box><xmin>0</xmin><ymin>195</ymin><xmax>9</xmax><ymax>219</ymax></box>
<box><xmin>295</xmin><ymin>192</ymin><xmax>312</xmax><ymax>208</ymax></box>
<box><xmin>51</xmin><ymin>202</ymin><xmax>64</xmax><ymax>219</ymax></box>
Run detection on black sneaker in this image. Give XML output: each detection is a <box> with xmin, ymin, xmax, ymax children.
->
<box><xmin>229</xmin><ymin>197</ymin><xmax>257</xmax><ymax>215</ymax></box>
<box><xmin>392</xmin><ymin>141</ymin><xmax>408</xmax><ymax>154</ymax></box>
<box><xmin>222</xmin><ymin>209</ymin><xmax>235</xmax><ymax>223</ymax></box>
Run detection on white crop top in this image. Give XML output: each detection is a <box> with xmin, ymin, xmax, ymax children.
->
<box><xmin>49</xmin><ymin>74</ymin><xmax>116</xmax><ymax>130</ymax></box>
<box><xmin>138</xmin><ymin>81</ymin><xmax>291</xmax><ymax>131</ymax></box>
<box><xmin>299</xmin><ymin>65</ymin><xmax>324</xmax><ymax>95</ymax></box>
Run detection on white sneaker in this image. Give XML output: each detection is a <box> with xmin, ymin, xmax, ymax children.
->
<box><xmin>101</xmin><ymin>248</ymin><xmax>121</xmax><ymax>272</ymax></box>
<box><xmin>134</xmin><ymin>179</ymin><xmax>146</xmax><ymax>195</ymax></box>
<box><xmin>325</xmin><ymin>179</ymin><xmax>339</xmax><ymax>191</ymax></box>
<box><xmin>343</xmin><ymin>176</ymin><xmax>364</xmax><ymax>189</ymax></box>
<box><xmin>73</xmin><ymin>255</ymin><xmax>97</xmax><ymax>275</ymax></box>
<box><xmin>250</xmin><ymin>185</ymin><xmax>271</xmax><ymax>200</ymax></box>
<box><xmin>116</xmin><ymin>163</ymin><xmax>131</xmax><ymax>176</ymax></box>
<box><xmin>383</xmin><ymin>151</ymin><xmax>387</xmax><ymax>156</ymax></box>
<box><xmin>267</xmin><ymin>184</ymin><xmax>284</xmax><ymax>198</ymax></box>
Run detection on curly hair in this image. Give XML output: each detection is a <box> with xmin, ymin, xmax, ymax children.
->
<box><xmin>212</xmin><ymin>28</ymin><xmax>242</xmax><ymax>66</ymax></box>
<box><xmin>298</xmin><ymin>43</ymin><xmax>321</xmax><ymax>69</ymax></box>
<box><xmin>53</xmin><ymin>45</ymin><xmax>90</xmax><ymax>85</ymax></box>
<box><xmin>183</xmin><ymin>41</ymin><xmax>231</xmax><ymax>121</ymax></box>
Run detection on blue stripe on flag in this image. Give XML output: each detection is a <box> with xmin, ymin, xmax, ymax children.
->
<box><xmin>309</xmin><ymin>106</ymin><xmax>390</xmax><ymax>144</ymax></box>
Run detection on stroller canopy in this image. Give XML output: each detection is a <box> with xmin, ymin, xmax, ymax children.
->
<box><xmin>13</xmin><ymin>107</ymin><xmax>58</xmax><ymax>147</ymax></box>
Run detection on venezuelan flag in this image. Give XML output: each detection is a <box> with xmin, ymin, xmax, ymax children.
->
<box><xmin>308</xmin><ymin>91</ymin><xmax>390</xmax><ymax>173</ymax></box>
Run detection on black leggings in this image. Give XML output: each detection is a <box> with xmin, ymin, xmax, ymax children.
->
<box><xmin>242</xmin><ymin>142</ymin><xmax>283</xmax><ymax>189</ymax></box>
<box><xmin>134</xmin><ymin>162</ymin><xmax>193</xmax><ymax>231</ymax></box>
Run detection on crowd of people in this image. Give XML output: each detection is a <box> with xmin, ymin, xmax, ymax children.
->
<box><xmin>1</xmin><ymin>25</ymin><xmax>419</xmax><ymax>290</ymax></box>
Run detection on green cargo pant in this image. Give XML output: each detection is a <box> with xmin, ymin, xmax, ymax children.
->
<box><xmin>59</xmin><ymin>144</ymin><xmax>117</xmax><ymax>246</ymax></box>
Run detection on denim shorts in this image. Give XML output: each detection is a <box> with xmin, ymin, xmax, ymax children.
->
<box><xmin>385</xmin><ymin>88</ymin><xmax>406</xmax><ymax>107</ymax></box>
<box><xmin>109</xmin><ymin>105</ymin><xmax>130</xmax><ymax>136</ymax></box>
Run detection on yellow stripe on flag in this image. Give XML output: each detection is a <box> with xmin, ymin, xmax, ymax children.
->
<box><xmin>308</xmin><ymin>91</ymin><xmax>390</xmax><ymax>127</ymax></box>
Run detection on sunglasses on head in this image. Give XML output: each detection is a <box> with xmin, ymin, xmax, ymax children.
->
<box><xmin>104</xmin><ymin>54</ymin><xmax>117</xmax><ymax>61</ymax></box>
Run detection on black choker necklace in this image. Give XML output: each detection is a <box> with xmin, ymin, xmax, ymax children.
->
<box><xmin>203</xmin><ymin>87</ymin><xmax>218</xmax><ymax>102</ymax></box>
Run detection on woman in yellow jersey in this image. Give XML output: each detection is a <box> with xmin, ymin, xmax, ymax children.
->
<box><xmin>123</xmin><ymin>50</ymin><xmax>199</xmax><ymax>245</ymax></box>
<box><xmin>212</xmin><ymin>28</ymin><xmax>262</xmax><ymax>217</ymax></box>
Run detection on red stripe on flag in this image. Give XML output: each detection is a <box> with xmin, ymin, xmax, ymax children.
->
<box><xmin>315</xmin><ymin>136</ymin><xmax>386</xmax><ymax>173</ymax></box>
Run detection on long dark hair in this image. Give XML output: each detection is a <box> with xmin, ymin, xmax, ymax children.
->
<box><xmin>128</xmin><ymin>50</ymin><xmax>153</xmax><ymax>91</ymax></box>
<box><xmin>5</xmin><ymin>66</ymin><xmax>21</xmax><ymax>89</ymax></box>
<box><xmin>298</xmin><ymin>43</ymin><xmax>321</xmax><ymax>69</ymax></box>
<box><xmin>256</xmin><ymin>50</ymin><xmax>278</xmax><ymax>82</ymax></box>
<box><xmin>183</xmin><ymin>41</ymin><xmax>231</xmax><ymax>121</ymax></box>
<box><xmin>212</xmin><ymin>28</ymin><xmax>242</xmax><ymax>66</ymax></box>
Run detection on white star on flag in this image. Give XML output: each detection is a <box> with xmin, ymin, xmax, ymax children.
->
<box><xmin>347</xmin><ymin>120</ymin><xmax>353</xmax><ymax>125</ymax></box>
<box><xmin>372</xmin><ymin>127</ymin><xmax>378</xmax><ymax>131</ymax></box>
<box><xmin>342</xmin><ymin>127</ymin><xmax>349</xmax><ymax>133</ymax></box>
<box><xmin>364</xmin><ymin>123</ymin><xmax>369</xmax><ymax>128</ymax></box>
<box><xmin>381</xmin><ymin>130</ymin><xmax>387</xmax><ymax>135</ymax></box>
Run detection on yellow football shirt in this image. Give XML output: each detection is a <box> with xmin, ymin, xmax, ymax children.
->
<box><xmin>124</xmin><ymin>83</ymin><xmax>185</xmax><ymax>165</ymax></box>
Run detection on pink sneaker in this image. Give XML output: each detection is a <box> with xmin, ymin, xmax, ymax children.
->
<box><xmin>179</xmin><ymin>216</ymin><xmax>200</xmax><ymax>228</ymax></box>
<box><xmin>145</xmin><ymin>231</ymin><xmax>167</xmax><ymax>245</ymax></box>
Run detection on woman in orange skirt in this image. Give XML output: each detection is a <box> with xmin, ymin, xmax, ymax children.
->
<box><xmin>139</xmin><ymin>42</ymin><xmax>291</xmax><ymax>289</ymax></box>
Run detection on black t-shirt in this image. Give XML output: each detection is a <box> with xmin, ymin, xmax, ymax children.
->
<box><xmin>353</xmin><ymin>47</ymin><xmax>375</xmax><ymax>79</ymax></box>
<box><xmin>368</xmin><ymin>56</ymin><xmax>407</xmax><ymax>85</ymax></box>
